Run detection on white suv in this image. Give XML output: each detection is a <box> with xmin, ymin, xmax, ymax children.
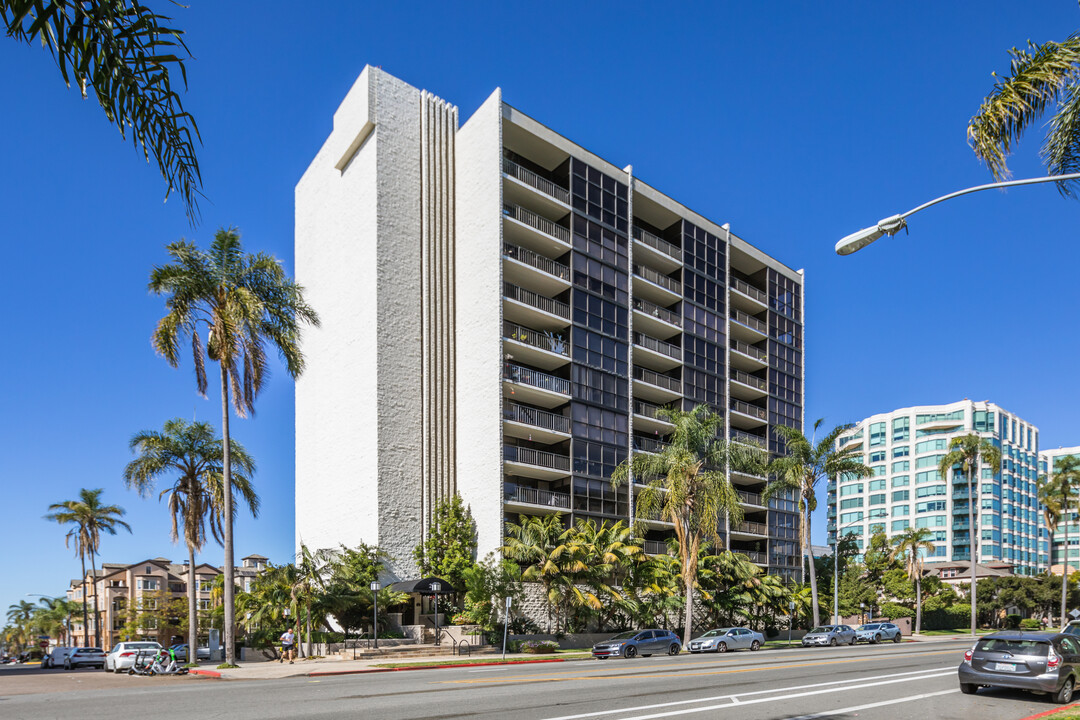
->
<box><xmin>104</xmin><ymin>641</ymin><xmax>162</xmax><ymax>672</ymax></box>
<box><xmin>42</xmin><ymin>647</ymin><xmax>74</xmax><ymax>669</ymax></box>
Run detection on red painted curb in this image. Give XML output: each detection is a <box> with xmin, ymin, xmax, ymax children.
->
<box><xmin>1017</xmin><ymin>702</ymin><xmax>1080</xmax><ymax>720</ymax></box>
<box><xmin>188</xmin><ymin>669</ymin><xmax>222</xmax><ymax>678</ymax></box>
<box><xmin>307</xmin><ymin>657</ymin><xmax>567</xmax><ymax>677</ymax></box>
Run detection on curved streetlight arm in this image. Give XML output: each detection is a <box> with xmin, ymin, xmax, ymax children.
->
<box><xmin>835</xmin><ymin>173</ymin><xmax>1080</xmax><ymax>255</ymax></box>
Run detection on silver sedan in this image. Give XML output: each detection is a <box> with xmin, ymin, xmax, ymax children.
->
<box><xmin>802</xmin><ymin>625</ymin><xmax>857</xmax><ymax>647</ymax></box>
<box><xmin>688</xmin><ymin>627</ymin><xmax>765</xmax><ymax>653</ymax></box>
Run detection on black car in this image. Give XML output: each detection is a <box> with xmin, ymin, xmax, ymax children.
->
<box><xmin>958</xmin><ymin>631</ymin><xmax>1080</xmax><ymax>703</ymax></box>
<box><xmin>592</xmin><ymin>630</ymin><xmax>681</xmax><ymax>659</ymax></box>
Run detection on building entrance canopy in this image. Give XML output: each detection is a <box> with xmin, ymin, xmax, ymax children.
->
<box><xmin>387</xmin><ymin>577</ymin><xmax>456</xmax><ymax>595</ymax></box>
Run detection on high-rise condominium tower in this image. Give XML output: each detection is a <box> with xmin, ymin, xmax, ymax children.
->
<box><xmin>1039</xmin><ymin>446</ymin><xmax>1080</xmax><ymax>574</ymax></box>
<box><xmin>295</xmin><ymin>67</ymin><xmax>806</xmax><ymax>580</ymax></box>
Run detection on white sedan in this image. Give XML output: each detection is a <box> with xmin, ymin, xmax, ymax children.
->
<box><xmin>104</xmin><ymin>641</ymin><xmax>162</xmax><ymax>672</ymax></box>
<box><xmin>688</xmin><ymin>627</ymin><xmax>765</xmax><ymax>653</ymax></box>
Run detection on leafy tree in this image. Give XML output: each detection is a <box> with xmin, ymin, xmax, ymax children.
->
<box><xmin>149</xmin><ymin>228</ymin><xmax>319</xmax><ymax>665</ymax></box>
<box><xmin>611</xmin><ymin>404</ymin><xmax>767</xmax><ymax>645</ymax></box>
<box><xmin>1039</xmin><ymin>456</ymin><xmax>1080</xmax><ymax>625</ymax></box>
<box><xmin>459</xmin><ymin>553</ymin><xmax>523</xmax><ymax>636</ymax></box>
<box><xmin>123</xmin><ymin>418</ymin><xmax>257</xmax><ymax>663</ymax></box>
<box><xmin>863</xmin><ymin>531</ymin><xmax>898</xmax><ymax>597</ymax></box>
<box><xmin>890</xmin><ymin>527</ymin><xmax>937</xmax><ymax>633</ymax></box>
<box><xmin>413</xmin><ymin>494</ymin><xmax>478</xmax><ymax>600</ymax></box>
<box><xmin>562</xmin><ymin>519</ymin><xmax>642</xmax><ymax>631</ymax></box>
<box><xmin>44</xmin><ymin>488</ymin><xmax>131</xmax><ymax>647</ymax></box>
<box><xmin>0</xmin><ymin>0</ymin><xmax>202</xmax><ymax>222</ymax></box>
<box><xmin>115</xmin><ymin>588</ymin><xmax>187</xmax><ymax>644</ymax></box>
<box><xmin>968</xmin><ymin>26</ymin><xmax>1080</xmax><ymax>198</ymax></box>
<box><xmin>5</xmin><ymin>601</ymin><xmax>35</xmax><ymax>653</ymax></box>
<box><xmin>939</xmin><ymin>434</ymin><xmax>1002</xmax><ymax>635</ymax></box>
<box><xmin>764</xmin><ymin>420</ymin><xmax>872</xmax><ymax>627</ymax></box>
<box><xmin>882</xmin><ymin>568</ymin><xmax>915</xmax><ymax>604</ymax></box>
<box><xmin>32</xmin><ymin>597</ymin><xmax>82</xmax><ymax>646</ymax></box>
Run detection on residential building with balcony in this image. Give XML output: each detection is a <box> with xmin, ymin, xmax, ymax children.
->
<box><xmin>65</xmin><ymin>554</ymin><xmax>268</xmax><ymax>650</ymax></box>
<box><xmin>1039</xmin><ymin>445</ymin><xmax>1080</xmax><ymax>575</ymax></box>
<box><xmin>295</xmin><ymin>66</ymin><xmax>805</xmax><ymax>582</ymax></box>
<box><xmin>830</xmin><ymin>401</ymin><xmax>1045</xmax><ymax>576</ymax></box>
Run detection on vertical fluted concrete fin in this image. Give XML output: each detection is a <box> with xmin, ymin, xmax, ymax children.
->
<box><xmin>420</xmin><ymin>90</ymin><xmax>459</xmax><ymax>541</ymax></box>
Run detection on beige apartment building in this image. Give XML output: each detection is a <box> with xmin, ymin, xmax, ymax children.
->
<box><xmin>66</xmin><ymin>554</ymin><xmax>267</xmax><ymax>650</ymax></box>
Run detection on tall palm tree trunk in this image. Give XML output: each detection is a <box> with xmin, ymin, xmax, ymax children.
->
<box><xmin>188</xmin><ymin>544</ymin><xmax>197</xmax><ymax>664</ymax></box>
<box><xmin>968</xmin><ymin>468</ymin><xmax>977</xmax><ymax>636</ymax></box>
<box><xmin>220</xmin><ymin>365</ymin><xmax>236</xmax><ymax>665</ymax></box>
<box><xmin>305</xmin><ymin>604</ymin><xmax>312</xmax><ymax>658</ymax></box>
<box><xmin>1062</xmin><ymin>503</ymin><xmax>1070</xmax><ymax>627</ymax></box>
<box><xmin>89</xmin><ymin>550</ymin><xmax>101</xmax><ymax>647</ymax></box>
<box><xmin>682</xmin><ymin>573</ymin><xmax>694</xmax><ymax>645</ymax></box>
<box><xmin>804</xmin><ymin>505</ymin><xmax>820</xmax><ymax>627</ymax></box>
<box><xmin>79</xmin><ymin>553</ymin><xmax>89</xmax><ymax>648</ymax></box>
<box><xmin>915</xmin><ymin>575</ymin><xmax>923</xmax><ymax>634</ymax></box>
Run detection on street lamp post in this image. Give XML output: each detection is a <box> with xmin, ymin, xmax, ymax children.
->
<box><xmin>431</xmin><ymin>582</ymin><xmax>442</xmax><ymax>646</ymax></box>
<box><xmin>860</xmin><ymin>602</ymin><xmax>865</xmax><ymax>626</ymax></box>
<box><xmin>835</xmin><ymin>173</ymin><xmax>1080</xmax><ymax>255</ymax></box>
<box><xmin>788</xmin><ymin>600</ymin><xmax>795</xmax><ymax>646</ymax></box>
<box><xmin>370</xmin><ymin>581</ymin><xmax>381</xmax><ymax>650</ymax></box>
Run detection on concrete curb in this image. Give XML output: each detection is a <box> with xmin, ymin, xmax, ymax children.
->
<box><xmin>1017</xmin><ymin>701</ymin><xmax>1080</xmax><ymax>720</ymax></box>
<box><xmin>307</xmin><ymin>657</ymin><xmax>567</xmax><ymax>677</ymax></box>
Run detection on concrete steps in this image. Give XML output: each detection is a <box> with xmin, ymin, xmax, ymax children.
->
<box><xmin>338</xmin><ymin>643</ymin><xmax>496</xmax><ymax>661</ymax></box>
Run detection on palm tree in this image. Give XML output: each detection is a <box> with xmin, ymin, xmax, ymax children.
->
<box><xmin>1038</xmin><ymin>456</ymin><xmax>1080</xmax><ymax>625</ymax></box>
<box><xmin>1</xmin><ymin>0</ymin><xmax>203</xmax><ymax>222</ymax></box>
<box><xmin>33</xmin><ymin>597</ymin><xmax>81</xmax><ymax>646</ymax></box>
<box><xmin>149</xmin><ymin>228</ymin><xmax>319</xmax><ymax>665</ymax></box>
<box><xmin>291</xmin><ymin>544</ymin><xmax>339</xmax><ymax>657</ymax></box>
<box><xmin>6</xmin><ymin>601</ymin><xmax>35</xmax><ymax>650</ymax></box>
<box><xmin>763</xmin><ymin>420</ymin><xmax>872</xmax><ymax>628</ymax></box>
<box><xmin>44</xmin><ymin>489</ymin><xmax>131</xmax><ymax>647</ymax></box>
<box><xmin>968</xmin><ymin>31</ymin><xmax>1080</xmax><ymax>197</ymax></box>
<box><xmin>890</xmin><ymin>528</ymin><xmax>937</xmax><ymax>634</ymax></box>
<box><xmin>501</xmin><ymin>514</ymin><xmax>571</xmax><ymax>633</ymax></box>
<box><xmin>123</xmin><ymin>418</ymin><xmax>258</xmax><ymax>664</ymax></box>
<box><xmin>611</xmin><ymin>404</ymin><xmax>768</xmax><ymax>645</ymax></box>
<box><xmin>939</xmin><ymin>434</ymin><xmax>1002</xmax><ymax>636</ymax></box>
<box><xmin>562</xmin><ymin>519</ymin><xmax>642</xmax><ymax>630</ymax></box>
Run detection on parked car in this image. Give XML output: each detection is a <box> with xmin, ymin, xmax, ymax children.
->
<box><xmin>855</xmin><ymin>623</ymin><xmax>903</xmax><ymax>644</ymax></box>
<box><xmin>62</xmin><ymin>647</ymin><xmax>106</xmax><ymax>669</ymax></box>
<box><xmin>41</xmin><ymin>647</ymin><xmax>75</xmax><ymax>669</ymax></box>
<box><xmin>688</xmin><ymin>627</ymin><xmax>765</xmax><ymax>653</ymax></box>
<box><xmin>958</xmin><ymin>631</ymin><xmax>1080</xmax><ymax>703</ymax></box>
<box><xmin>104</xmin><ymin>641</ymin><xmax>163</xmax><ymax>673</ymax></box>
<box><xmin>802</xmin><ymin>625</ymin><xmax>856</xmax><ymax>647</ymax></box>
<box><xmin>592</xmin><ymin>630</ymin><xmax>682</xmax><ymax>659</ymax></box>
<box><xmin>169</xmin><ymin>644</ymin><xmax>211</xmax><ymax>662</ymax></box>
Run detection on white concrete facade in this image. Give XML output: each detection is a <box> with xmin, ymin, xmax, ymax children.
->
<box><xmin>1039</xmin><ymin>445</ymin><xmax>1080</xmax><ymax>574</ymax></box>
<box><xmin>830</xmin><ymin>400</ymin><xmax>1045</xmax><ymax>575</ymax></box>
<box><xmin>297</xmin><ymin>66</ymin><xmax>806</xmax><ymax>582</ymax></box>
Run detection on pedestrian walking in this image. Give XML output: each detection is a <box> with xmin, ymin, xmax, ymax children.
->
<box><xmin>280</xmin><ymin>628</ymin><xmax>296</xmax><ymax>664</ymax></box>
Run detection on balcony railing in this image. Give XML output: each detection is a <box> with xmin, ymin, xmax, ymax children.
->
<box><xmin>633</xmin><ymin>366</ymin><xmax>681</xmax><ymax>393</ymax></box>
<box><xmin>738</xmin><ymin>490</ymin><xmax>763</xmax><ymax>506</ymax></box>
<box><xmin>503</xmin><ymin>242</ymin><xmax>570</xmax><ymax>280</ymax></box>
<box><xmin>731</xmin><ymin>429</ymin><xmax>766</xmax><ymax>446</ymax></box>
<box><xmin>503</xmin><ymin>362</ymin><xmax>571</xmax><ymax>395</ymax></box>
<box><xmin>502</xmin><ymin>158</ymin><xmax>570</xmax><ymax>204</ymax></box>
<box><xmin>634</xmin><ymin>436</ymin><xmax>670</xmax><ymax>454</ymax></box>
<box><xmin>504</xmin><ymin>282</ymin><xmax>570</xmax><ymax>319</ymax></box>
<box><xmin>503</xmin><ymin>400</ymin><xmax>570</xmax><ymax>434</ymax></box>
<box><xmin>730</xmin><ymin>309</ymin><xmax>767</xmax><ymax>333</ymax></box>
<box><xmin>730</xmin><ymin>339</ymin><xmax>768</xmax><ymax>362</ymax></box>
<box><xmin>633</xmin><ymin>264</ymin><xmax>682</xmax><ymax>294</ymax></box>
<box><xmin>734</xmin><ymin>520</ymin><xmax>768</xmax><ymax>536</ymax></box>
<box><xmin>502</xmin><ymin>202</ymin><xmax>571</xmax><ymax>243</ymax></box>
<box><xmin>740</xmin><ymin>550</ymin><xmax>768</xmax><ymax>564</ymax></box>
<box><xmin>730</xmin><ymin>369</ymin><xmax>767</xmax><ymax>391</ymax></box>
<box><xmin>633</xmin><ymin>399</ymin><xmax>672</xmax><ymax>421</ymax></box>
<box><xmin>503</xmin><ymin>445</ymin><xmax>571</xmax><ymax>472</ymax></box>
<box><xmin>731</xmin><ymin>399</ymin><xmax>767</xmax><ymax>420</ymax></box>
<box><xmin>504</xmin><ymin>321</ymin><xmax>569</xmax><ymax>356</ymax></box>
<box><xmin>632</xmin><ymin>297</ymin><xmax>681</xmax><ymax>327</ymax></box>
<box><xmin>504</xmin><ymin>484</ymin><xmax>571</xmax><ymax>509</ymax></box>
<box><xmin>643</xmin><ymin>539</ymin><xmax>672</xmax><ymax>555</ymax></box>
<box><xmin>634</xmin><ymin>332</ymin><xmax>681</xmax><ymax>359</ymax></box>
<box><xmin>731</xmin><ymin>277</ymin><xmax>768</xmax><ymax>304</ymax></box>
<box><xmin>631</xmin><ymin>225</ymin><xmax>681</xmax><ymax>260</ymax></box>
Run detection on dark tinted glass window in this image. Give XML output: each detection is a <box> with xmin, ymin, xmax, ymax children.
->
<box><xmin>975</xmin><ymin>639</ymin><xmax>1049</xmax><ymax>656</ymax></box>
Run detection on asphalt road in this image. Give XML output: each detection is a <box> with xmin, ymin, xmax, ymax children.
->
<box><xmin>0</xmin><ymin>640</ymin><xmax>1058</xmax><ymax>719</ymax></box>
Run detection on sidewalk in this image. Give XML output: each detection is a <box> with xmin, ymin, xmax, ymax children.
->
<box><xmin>187</xmin><ymin>652</ymin><xmax>579</xmax><ymax>680</ymax></box>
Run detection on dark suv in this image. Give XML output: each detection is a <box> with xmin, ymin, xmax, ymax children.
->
<box><xmin>958</xmin><ymin>631</ymin><xmax>1080</xmax><ymax>703</ymax></box>
<box><xmin>592</xmin><ymin>630</ymin><xmax>681</xmax><ymax>659</ymax></box>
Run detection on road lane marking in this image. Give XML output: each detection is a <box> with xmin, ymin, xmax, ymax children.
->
<box><xmin>535</xmin><ymin>667</ymin><xmax>955</xmax><ymax>720</ymax></box>
<box><xmin>786</xmin><ymin>688</ymin><xmax>959</xmax><ymax>720</ymax></box>
<box><xmin>550</xmin><ymin>670</ymin><xmax>955</xmax><ymax>720</ymax></box>
<box><xmin>468</xmin><ymin>667</ymin><xmax>515</xmax><ymax>673</ymax></box>
<box><xmin>441</xmin><ymin>649</ymin><xmax>961</xmax><ymax>685</ymax></box>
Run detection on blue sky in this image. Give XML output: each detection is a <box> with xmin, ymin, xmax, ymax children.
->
<box><xmin>3</xmin><ymin>1</ymin><xmax>1079</xmax><ymax>616</ymax></box>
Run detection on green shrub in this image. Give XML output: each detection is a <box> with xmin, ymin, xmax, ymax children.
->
<box><xmin>521</xmin><ymin>640</ymin><xmax>559</xmax><ymax>654</ymax></box>
<box><xmin>1004</xmin><ymin>614</ymin><xmax>1021</xmax><ymax>630</ymax></box>
<box><xmin>881</xmin><ymin>602</ymin><xmax>914</xmax><ymax>620</ymax></box>
<box><xmin>921</xmin><ymin>605</ymin><xmax>970</xmax><ymax>631</ymax></box>
<box><xmin>1020</xmin><ymin>618</ymin><xmax>1041</xmax><ymax>630</ymax></box>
